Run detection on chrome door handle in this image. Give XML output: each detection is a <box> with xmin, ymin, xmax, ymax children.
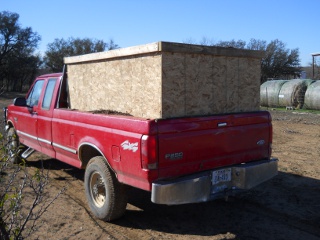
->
<box><xmin>218</xmin><ymin>122</ymin><xmax>227</xmax><ymax>127</ymax></box>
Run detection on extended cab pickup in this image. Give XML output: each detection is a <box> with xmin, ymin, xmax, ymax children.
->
<box><xmin>4</xmin><ymin>72</ymin><xmax>278</xmax><ymax>221</ymax></box>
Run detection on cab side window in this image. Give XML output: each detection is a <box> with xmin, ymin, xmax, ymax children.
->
<box><xmin>26</xmin><ymin>80</ymin><xmax>44</xmax><ymax>107</ymax></box>
<box><xmin>42</xmin><ymin>78</ymin><xmax>57</xmax><ymax>109</ymax></box>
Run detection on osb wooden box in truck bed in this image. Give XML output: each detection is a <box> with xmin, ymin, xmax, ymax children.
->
<box><xmin>64</xmin><ymin>41</ymin><xmax>264</xmax><ymax>119</ymax></box>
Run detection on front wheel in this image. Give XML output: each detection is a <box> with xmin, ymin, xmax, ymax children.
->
<box><xmin>6</xmin><ymin>128</ymin><xmax>21</xmax><ymax>164</ymax></box>
<box><xmin>84</xmin><ymin>156</ymin><xmax>127</xmax><ymax>221</ymax></box>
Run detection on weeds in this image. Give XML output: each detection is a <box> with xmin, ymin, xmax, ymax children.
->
<box><xmin>0</xmin><ymin>133</ymin><xmax>66</xmax><ymax>239</ymax></box>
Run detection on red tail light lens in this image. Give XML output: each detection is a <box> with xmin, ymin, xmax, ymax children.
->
<box><xmin>141</xmin><ymin>135</ymin><xmax>158</xmax><ymax>170</ymax></box>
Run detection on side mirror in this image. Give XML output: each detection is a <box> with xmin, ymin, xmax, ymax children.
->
<box><xmin>13</xmin><ymin>97</ymin><xmax>27</xmax><ymax>107</ymax></box>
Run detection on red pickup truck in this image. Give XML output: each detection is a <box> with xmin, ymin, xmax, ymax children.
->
<box><xmin>4</xmin><ymin>72</ymin><xmax>278</xmax><ymax>221</ymax></box>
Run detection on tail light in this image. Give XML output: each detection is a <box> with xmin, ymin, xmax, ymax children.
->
<box><xmin>141</xmin><ymin>135</ymin><xmax>158</xmax><ymax>170</ymax></box>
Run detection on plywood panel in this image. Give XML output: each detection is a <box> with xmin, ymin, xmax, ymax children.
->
<box><xmin>185</xmin><ymin>54</ymin><xmax>214</xmax><ymax>116</ymax></box>
<box><xmin>212</xmin><ymin>57</ymin><xmax>228</xmax><ymax>113</ymax></box>
<box><xmin>239</xmin><ymin>58</ymin><xmax>261</xmax><ymax>112</ymax></box>
<box><xmin>161</xmin><ymin>53</ymin><xmax>187</xmax><ymax>118</ymax></box>
<box><xmin>68</xmin><ymin>54</ymin><xmax>162</xmax><ymax>118</ymax></box>
<box><xmin>225</xmin><ymin>57</ymin><xmax>240</xmax><ymax>113</ymax></box>
<box><xmin>66</xmin><ymin>42</ymin><xmax>264</xmax><ymax>119</ymax></box>
<box><xmin>137</xmin><ymin>54</ymin><xmax>162</xmax><ymax>118</ymax></box>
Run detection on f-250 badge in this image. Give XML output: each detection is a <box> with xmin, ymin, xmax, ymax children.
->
<box><xmin>121</xmin><ymin>140</ymin><xmax>138</xmax><ymax>152</ymax></box>
<box><xmin>165</xmin><ymin>152</ymin><xmax>183</xmax><ymax>160</ymax></box>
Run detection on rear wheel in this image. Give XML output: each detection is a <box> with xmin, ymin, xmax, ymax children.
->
<box><xmin>6</xmin><ymin>128</ymin><xmax>21</xmax><ymax>164</ymax></box>
<box><xmin>84</xmin><ymin>156</ymin><xmax>127</xmax><ymax>221</ymax></box>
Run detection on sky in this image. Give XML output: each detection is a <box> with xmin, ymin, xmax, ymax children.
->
<box><xmin>1</xmin><ymin>0</ymin><xmax>319</xmax><ymax>66</ymax></box>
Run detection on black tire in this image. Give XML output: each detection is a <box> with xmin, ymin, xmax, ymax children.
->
<box><xmin>84</xmin><ymin>156</ymin><xmax>128</xmax><ymax>221</ymax></box>
<box><xmin>6</xmin><ymin>128</ymin><xmax>21</xmax><ymax>164</ymax></box>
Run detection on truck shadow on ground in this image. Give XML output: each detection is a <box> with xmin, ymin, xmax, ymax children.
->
<box><xmin>26</xmin><ymin>158</ymin><xmax>320</xmax><ymax>239</ymax></box>
<box><xmin>118</xmin><ymin>172</ymin><xmax>320</xmax><ymax>239</ymax></box>
<box><xmin>26</xmin><ymin>157</ymin><xmax>85</xmax><ymax>181</ymax></box>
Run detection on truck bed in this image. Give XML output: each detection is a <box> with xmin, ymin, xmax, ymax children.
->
<box><xmin>49</xmin><ymin>108</ymin><xmax>271</xmax><ymax>190</ymax></box>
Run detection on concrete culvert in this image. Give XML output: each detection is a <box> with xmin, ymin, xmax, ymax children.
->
<box><xmin>278</xmin><ymin>79</ymin><xmax>315</xmax><ymax>109</ymax></box>
<box><xmin>304</xmin><ymin>80</ymin><xmax>320</xmax><ymax>110</ymax></box>
<box><xmin>260</xmin><ymin>80</ymin><xmax>288</xmax><ymax>107</ymax></box>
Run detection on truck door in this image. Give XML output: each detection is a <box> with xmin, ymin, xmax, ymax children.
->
<box><xmin>36</xmin><ymin>78</ymin><xmax>59</xmax><ymax>158</ymax></box>
<box><xmin>16</xmin><ymin>79</ymin><xmax>44</xmax><ymax>150</ymax></box>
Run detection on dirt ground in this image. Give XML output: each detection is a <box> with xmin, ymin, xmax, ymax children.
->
<box><xmin>1</xmin><ymin>94</ymin><xmax>320</xmax><ymax>240</ymax></box>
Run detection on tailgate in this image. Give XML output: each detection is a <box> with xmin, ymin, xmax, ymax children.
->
<box><xmin>156</xmin><ymin>111</ymin><xmax>272</xmax><ymax>179</ymax></box>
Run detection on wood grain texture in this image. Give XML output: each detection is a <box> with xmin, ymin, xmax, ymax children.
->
<box><xmin>66</xmin><ymin>42</ymin><xmax>263</xmax><ymax>118</ymax></box>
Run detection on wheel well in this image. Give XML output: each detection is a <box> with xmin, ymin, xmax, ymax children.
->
<box><xmin>79</xmin><ymin>144</ymin><xmax>104</xmax><ymax>168</ymax></box>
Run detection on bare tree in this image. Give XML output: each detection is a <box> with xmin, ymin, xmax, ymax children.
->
<box><xmin>182</xmin><ymin>37</ymin><xmax>197</xmax><ymax>45</ymax></box>
<box><xmin>44</xmin><ymin>37</ymin><xmax>119</xmax><ymax>72</ymax></box>
<box><xmin>107</xmin><ymin>39</ymin><xmax>119</xmax><ymax>50</ymax></box>
<box><xmin>0</xmin><ymin>134</ymin><xmax>66</xmax><ymax>239</ymax></box>
<box><xmin>184</xmin><ymin>37</ymin><xmax>301</xmax><ymax>83</ymax></box>
<box><xmin>247</xmin><ymin>38</ymin><xmax>267</xmax><ymax>51</ymax></box>
<box><xmin>199</xmin><ymin>37</ymin><xmax>215</xmax><ymax>46</ymax></box>
<box><xmin>215</xmin><ymin>39</ymin><xmax>246</xmax><ymax>49</ymax></box>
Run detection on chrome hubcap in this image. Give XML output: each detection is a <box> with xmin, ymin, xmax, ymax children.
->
<box><xmin>90</xmin><ymin>171</ymin><xmax>106</xmax><ymax>207</ymax></box>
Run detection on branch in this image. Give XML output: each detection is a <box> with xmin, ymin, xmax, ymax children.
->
<box><xmin>16</xmin><ymin>167</ymin><xmax>67</xmax><ymax>239</ymax></box>
<box><xmin>25</xmin><ymin>185</ymin><xmax>67</xmax><ymax>238</ymax></box>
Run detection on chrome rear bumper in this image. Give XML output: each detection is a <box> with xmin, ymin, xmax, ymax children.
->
<box><xmin>151</xmin><ymin>158</ymin><xmax>278</xmax><ymax>205</ymax></box>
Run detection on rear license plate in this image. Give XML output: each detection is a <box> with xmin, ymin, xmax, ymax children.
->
<box><xmin>212</xmin><ymin>168</ymin><xmax>231</xmax><ymax>185</ymax></box>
